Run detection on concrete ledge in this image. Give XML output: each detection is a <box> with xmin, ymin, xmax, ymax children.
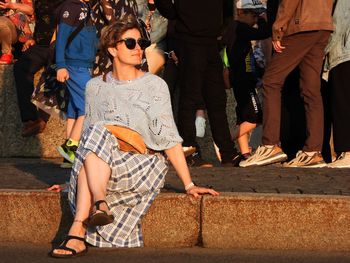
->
<box><xmin>142</xmin><ymin>194</ymin><xmax>201</xmax><ymax>247</ymax></box>
<box><xmin>202</xmin><ymin>193</ymin><xmax>350</xmax><ymax>251</ymax></box>
<box><xmin>2</xmin><ymin>190</ymin><xmax>350</xmax><ymax>251</ymax></box>
<box><xmin>0</xmin><ymin>191</ymin><xmax>200</xmax><ymax>247</ymax></box>
<box><xmin>0</xmin><ymin>190</ymin><xmax>71</xmax><ymax>243</ymax></box>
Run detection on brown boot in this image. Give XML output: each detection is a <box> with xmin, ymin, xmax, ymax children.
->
<box><xmin>21</xmin><ymin>119</ymin><xmax>47</xmax><ymax>137</ymax></box>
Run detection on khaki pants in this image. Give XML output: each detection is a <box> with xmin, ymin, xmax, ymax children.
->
<box><xmin>262</xmin><ymin>30</ymin><xmax>331</xmax><ymax>152</ymax></box>
<box><xmin>0</xmin><ymin>16</ymin><xmax>17</xmax><ymax>54</ymax></box>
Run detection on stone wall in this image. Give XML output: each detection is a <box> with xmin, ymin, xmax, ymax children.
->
<box><xmin>0</xmin><ymin>65</ymin><xmax>66</xmax><ymax>158</ymax></box>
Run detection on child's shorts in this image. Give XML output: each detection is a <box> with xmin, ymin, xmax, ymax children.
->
<box><xmin>66</xmin><ymin>65</ymin><xmax>91</xmax><ymax>119</ymax></box>
<box><xmin>232</xmin><ymin>74</ymin><xmax>262</xmax><ymax>125</ymax></box>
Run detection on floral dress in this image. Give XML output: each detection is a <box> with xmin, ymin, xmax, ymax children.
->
<box><xmin>4</xmin><ymin>0</ymin><xmax>33</xmax><ymax>42</ymax></box>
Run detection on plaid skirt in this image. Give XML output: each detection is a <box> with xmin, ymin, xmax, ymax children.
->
<box><xmin>68</xmin><ymin>124</ymin><xmax>168</xmax><ymax>247</ymax></box>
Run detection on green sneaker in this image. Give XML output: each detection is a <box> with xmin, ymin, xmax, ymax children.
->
<box><xmin>57</xmin><ymin>140</ymin><xmax>77</xmax><ymax>163</ymax></box>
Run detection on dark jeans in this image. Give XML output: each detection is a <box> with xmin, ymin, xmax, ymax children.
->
<box><xmin>329</xmin><ymin>61</ymin><xmax>350</xmax><ymax>153</ymax></box>
<box><xmin>14</xmin><ymin>45</ymin><xmax>52</xmax><ymax>122</ymax></box>
<box><xmin>176</xmin><ymin>40</ymin><xmax>237</xmax><ymax>160</ymax></box>
<box><xmin>262</xmin><ymin>30</ymin><xmax>331</xmax><ymax>151</ymax></box>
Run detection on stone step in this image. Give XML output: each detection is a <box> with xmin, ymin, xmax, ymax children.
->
<box><xmin>1</xmin><ymin>190</ymin><xmax>349</xmax><ymax>251</ymax></box>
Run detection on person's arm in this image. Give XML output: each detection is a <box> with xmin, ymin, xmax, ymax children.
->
<box><xmin>165</xmin><ymin>144</ymin><xmax>219</xmax><ymax>198</ymax></box>
<box><xmin>0</xmin><ymin>0</ymin><xmax>34</xmax><ymax>15</ymax></box>
<box><xmin>56</xmin><ymin>22</ymin><xmax>73</xmax><ymax>82</ymax></box>
<box><xmin>55</xmin><ymin>2</ymin><xmax>77</xmax><ymax>82</ymax></box>
<box><xmin>237</xmin><ymin>18</ymin><xmax>270</xmax><ymax>41</ymax></box>
<box><xmin>272</xmin><ymin>0</ymin><xmax>300</xmax><ymax>41</ymax></box>
<box><xmin>154</xmin><ymin>0</ymin><xmax>177</xmax><ymax>19</ymax></box>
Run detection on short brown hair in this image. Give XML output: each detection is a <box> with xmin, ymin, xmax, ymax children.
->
<box><xmin>99</xmin><ymin>15</ymin><xmax>142</xmax><ymax>61</ymax></box>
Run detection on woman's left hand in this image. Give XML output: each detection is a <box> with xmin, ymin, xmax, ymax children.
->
<box><xmin>187</xmin><ymin>186</ymin><xmax>220</xmax><ymax>198</ymax></box>
<box><xmin>47</xmin><ymin>184</ymin><xmax>67</xmax><ymax>193</ymax></box>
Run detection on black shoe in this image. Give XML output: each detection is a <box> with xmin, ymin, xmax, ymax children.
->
<box><xmin>186</xmin><ymin>152</ymin><xmax>213</xmax><ymax>168</ymax></box>
<box><xmin>221</xmin><ymin>153</ymin><xmax>242</xmax><ymax>167</ymax></box>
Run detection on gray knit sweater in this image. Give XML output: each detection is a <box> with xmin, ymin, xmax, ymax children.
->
<box><xmin>84</xmin><ymin>72</ymin><xmax>183</xmax><ymax>151</ymax></box>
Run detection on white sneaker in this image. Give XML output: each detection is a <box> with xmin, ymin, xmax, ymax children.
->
<box><xmin>283</xmin><ymin>151</ymin><xmax>326</xmax><ymax>168</ymax></box>
<box><xmin>239</xmin><ymin>145</ymin><xmax>287</xmax><ymax>167</ymax></box>
<box><xmin>195</xmin><ymin>116</ymin><xmax>206</xmax><ymax>138</ymax></box>
<box><xmin>327</xmin><ymin>152</ymin><xmax>350</xmax><ymax>168</ymax></box>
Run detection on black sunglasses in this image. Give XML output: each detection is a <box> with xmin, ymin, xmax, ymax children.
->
<box><xmin>116</xmin><ymin>38</ymin><xmax>151</xmax><ymax>50</ymax></box>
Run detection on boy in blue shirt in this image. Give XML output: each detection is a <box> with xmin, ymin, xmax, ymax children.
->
<box><xmin>56</xmin><ymin>0</ymin><xmax>98</xmax><ymax>163</ymax></box>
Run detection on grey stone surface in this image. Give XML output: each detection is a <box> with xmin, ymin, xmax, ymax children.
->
<box><xmin>1</xmin><ymin>158</ymin><xmax>350</xmax><ymax>197</ymax></box>
<box><xmin>0</xmin><ymin>65</ymin><xmax>66</xmax><ymax>158</ymax></box>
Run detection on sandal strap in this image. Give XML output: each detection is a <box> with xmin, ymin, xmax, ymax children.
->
<box><xmin>66</xmin><ymin>235</ymin><xmax>86</xmax><ymax>242</ymax></box>
<box><xmin>94</xmin><ymin>200</ymin><xmax>109</xmax><ymax>211</ymax></box>
<box><xmin>57</xmin><ymin>245</ymin><xmax>77</xmax><ymax>255</ymax></box>
<box><xmin>57</xmin><ymin>235</ymin><xmax>85</xmax><ymax>255</ymax></box>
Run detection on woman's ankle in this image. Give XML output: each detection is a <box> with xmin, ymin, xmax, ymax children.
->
<box><xmin>68</xmin><ymin>220</ymin><xmax>87</xmax><ymax>237</ymax></box>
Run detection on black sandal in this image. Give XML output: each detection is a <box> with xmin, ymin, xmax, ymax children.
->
<box><xmin>50</xmin><ymin>235</ymin><xmax>88</xmax><ymax>258</ymax></box>
<box><xmin>89</xmin><ymin>200</ymin><xmax>114</xmax><ymax>226</ymax></box>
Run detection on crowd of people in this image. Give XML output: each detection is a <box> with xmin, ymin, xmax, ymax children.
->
<box><xmin>1</xmin><ymin>0</ymin><xmax>349</xmax><ymax>257</ymax></box>
<box><xmin>5</xmin><ymin>0</ymin><xmax>348</xmax><ymax>170</ymax></box>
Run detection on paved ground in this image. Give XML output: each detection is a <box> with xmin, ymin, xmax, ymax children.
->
<box><xmin>1</xmin><ymin>158</ymin><xmax>349</xmax><ymax>196</ymax></box>
<box><xmin>1</xmin><ymin>243</ymin><xmax>350</xmax><ymax>263</ymax></box>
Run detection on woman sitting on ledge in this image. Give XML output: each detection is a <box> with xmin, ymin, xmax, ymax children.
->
<box><xmin>50</xmin><ymin>15</ymin><xmax>218</xmax><ymax>258</ymax></box>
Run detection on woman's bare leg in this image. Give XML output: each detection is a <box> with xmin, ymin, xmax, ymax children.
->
<box><xmin>84</xmin><ymin>152</ymin><xmax>111</xmax><ymax>212</ymax></box>
<box><xmin>52</xmin><ymin>152</ymin><xmax>111</xmax><ymax>255</ymax></box>
<box><xmin>52</xmin><ymin>166</ymin><xmax>91</xmax><ymax>255</ymax></box>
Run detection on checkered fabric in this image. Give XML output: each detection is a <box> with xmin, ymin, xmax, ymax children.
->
<box><xmin>68</xmin><ymin>124</ymin><xmax>168</xmax><ymax>247</ymax></box>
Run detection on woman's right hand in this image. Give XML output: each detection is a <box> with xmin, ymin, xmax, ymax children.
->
<box><xmin>57</xmin><ymin>68</ymin><xmax>69</xmax><ymax>83</ymax></box>
<box><xmin>186</xmin><ymin>186</ymin><xmax>220</xmax><ymax>198</ymax></box>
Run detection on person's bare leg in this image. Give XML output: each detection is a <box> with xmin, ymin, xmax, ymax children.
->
<box><xmin>52</xmin><ymin>166</ymin><xmax>91</xmax><ymax>255</ymax></box>
<box><xmin>66</xmin><ymin>118</ymin><xmax>75</xmax><ymax>139</ymax></box>
<box><xmin>237</xmin><ymin>133</ymin><xmax>250</xmax><ymax>155</ymax></box>
<box><xmin>69</xmin><ymin>116</ymin><xmax>85</xmax><ymax>141</ymax></box>
<box><xmin>84</xmin><ymin>152</ymin><xmax>112</xmax><ymax>214</ymax></box>
<box><xmin>231</xmin><ymin>122</ymin><xmax>257</xmax><ymax>140</ymax></box>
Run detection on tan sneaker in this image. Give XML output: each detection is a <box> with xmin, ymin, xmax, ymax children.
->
<box><xmin>239</xmin><ymin>145</ymin><xmax>287</xmax><ymax>167</ymax></box>
<box><xmin>327</xmin><ymin>152</ymin><xmax>350</xmax><ymax>168</ymax></box>
<box><xmin>283</xmin><ymin>151</ymin><xmax>326</xmax><ymax>168</ymax></box>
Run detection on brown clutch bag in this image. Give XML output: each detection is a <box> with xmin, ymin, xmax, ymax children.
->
<box><xmin>105</xmin><ymin>125</ymin><xmax>147</xmax><ymax>154</ymax></box>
